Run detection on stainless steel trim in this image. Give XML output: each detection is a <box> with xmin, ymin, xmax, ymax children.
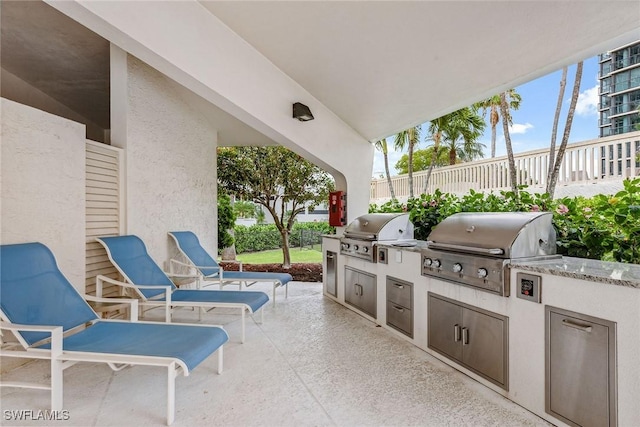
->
<box><xmin>562</xmin><ymin>319</ymin><xmax>593</xmax><ymax>332</ymax></box>
<box><xmin>428</xmin><ymin>241</ymin><xmax>504</xmax><ymax>255</ymax></box>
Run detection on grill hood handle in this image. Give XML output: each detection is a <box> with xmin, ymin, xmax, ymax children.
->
<box><xmin>427</xmin><ymin>241</ymin><xmax>505</xmax><ymax>255</ymax></box>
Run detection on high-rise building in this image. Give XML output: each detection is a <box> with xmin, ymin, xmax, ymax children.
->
<box><xmin>598</xmin><ymin>40</ymin><xmax>640</xmax><ymax>137</ymax></box>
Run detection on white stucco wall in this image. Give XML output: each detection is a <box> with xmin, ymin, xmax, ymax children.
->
<box><xmin>123</xmin><ymin>56</ymin><xmax>218</xmax><ymax>264</ymax></box>
<box><xmin>46</xmin><ymin>1</ymin><xmax>374</xmax><ymax>220</ymax></box>
<box><xmin>0</xmin><ymin>98</ymin><xmax>86</xmax><ymax>289</ymax></box>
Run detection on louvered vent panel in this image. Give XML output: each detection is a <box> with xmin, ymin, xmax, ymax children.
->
<box><xmin>86</xmin><ymin>142</ymin><xmax>122</xmax><ymax>297</ymax></box>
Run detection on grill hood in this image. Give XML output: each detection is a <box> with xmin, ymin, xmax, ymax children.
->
<box><xmin>426</xmin><ymin>212</ymin><xmax>556</xmax><ymax>259</ymax></box>
<box><xmin>344</xmin><ymin>213</ymin><xmax>414</xmax><ymax>241</ymax></box>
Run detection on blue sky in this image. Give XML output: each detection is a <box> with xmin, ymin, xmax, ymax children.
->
<box><xmin>373</xmin><ymin>56</ymin><xmax>600</xmax><ymax>177</ymax></box>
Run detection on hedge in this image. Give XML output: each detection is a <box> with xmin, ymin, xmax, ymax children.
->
<box><xmin>234</xmin><ymin>221</ymin><xmax>334</xmax><ymax>254</ymax></box>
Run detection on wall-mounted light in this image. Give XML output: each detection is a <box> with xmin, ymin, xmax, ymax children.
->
<box><xmin>293</xmin><ymin>102</ymin><xmax>314</xmax><ymax>121</ymax></box>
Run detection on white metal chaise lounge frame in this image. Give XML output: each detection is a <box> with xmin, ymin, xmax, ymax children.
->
<box><xmin>0</xmin><ymin>242</ymin><xmax>228</xmax><ymax>425</ymax></box>
<box><xmin>95</xmin><ymin>235</ymin><xmax>269</xmax><ymax>343</ymax></box>
<box><xmin>168</xmin><ymin>231</ymin><xmax>293</xmax><ymax>304</ymax></box>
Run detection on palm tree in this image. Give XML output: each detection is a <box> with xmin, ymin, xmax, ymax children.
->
<box><xmin>422</xmin><ymin>108</ymin><xmax>485</xmax><ymax>192</ymax></box>
<box><xmin>394</xmin><ymin>126</ymin><xmax>421</xmax><ymax>198</ymax></box>
<box><xmin>547</xmin><ymin>67</ymin><xmax>567</xmax><ymax>183</ymax></box>
<box><xmin>477</xmin><ymin>89</ymin><xmax>521</xmax><ymax>158</ymax></box>
<box><xmin>439</xmin><ymin>107</ymin><xmax>486</xmax><ymax>165</ymax></box>
<box><xmin>374</xmin><ymin>139</ymin><xmax>396</xmax><ymax>201</ymax></box>
<box><xmin>547</xmin><ymin>62</ymin><xmax>583</xmax><ymax>199</ymax></box>
<box><xmin>499</xmin><ymin>93</ymin><xmax>519</xmax><ymax>194</ymax></box>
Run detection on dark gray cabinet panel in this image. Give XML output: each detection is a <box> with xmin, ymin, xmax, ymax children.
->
<box><xmin>386</xmin><ymin>276</ymin><xmax>413</xmax><ymax>337</ymax></box>
<box><xmin>345</xmin><ymin>267</ymin><xmax>376</xmax><ymax>318</ymax></box>
<box><xmin>546</xmin><ymin>306</ymin><xmax>617</xmax><ymax>427</ymax></box>
<box><xmin>428</xmin><ymin>293</ymin><xmax>509</xmax><ymax>390</ymax></box>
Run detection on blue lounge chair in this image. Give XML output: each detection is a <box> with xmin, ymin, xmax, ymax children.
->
<box><xmin>168</xmin><ymin>231</ymin><xmax>292</xmax><ymax>304</ymax></box>
<box><xmin>96</xmin><ymin>235</ymin><xmax>269</xmax><ymax>343</ymax></box>
<box><xmin>0</xmin><ymin>242</ymin><xmax>228</xmax><ymax>425</ymax></box>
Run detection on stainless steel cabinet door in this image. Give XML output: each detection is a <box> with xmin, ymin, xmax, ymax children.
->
<box><xmin>325</xmin><ymin>251</ymin><xmax>337</xmax><ymax>297</ymax></box>
<box><xmin>462</xmin><ymin>308</ymin><xmax>507</xmax><ymax>386</ymax></box>
<box><xmin>344</xmin><ymin>267</ymin><xmax>377</xmax><ymax>318</ymax></box>
<box><xmin>428</xmin><ymin>295</ymin><xmax>463</xmax><ymax>361</ymax></box>
<box><xmin>547</xmin><ymin>308</ymin><xmax>617</xmax><ymax>427</ymax></box>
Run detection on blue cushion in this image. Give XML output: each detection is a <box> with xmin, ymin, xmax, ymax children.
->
<box><xmin>169</xmin><ymin>231</ymin><xmax>220</xmax><ymax>277</ymax></box>
<box><xmin>39</xmin><ymin>321</ymin><xmax>228</xmax><ymax>372</ymax></box>
<box><xmin>170</xmin><ymin>231</ymin><xmax>292</xmax><ymax>284</ymax></box>
<box><xmin>170</xmin><ymin>289</ymin><xmax>269</xmax><ymax>313</ymax></box>
<box><xmin>98</xmin><ymin>236</ymin><xmax>175</xmax><ymax>299</ymax></box>
<box><xmin>221</xmin><ymin>271</ymin><xmax>293</xmax><ymax>285</ymax></box>
<box><xmin>0</xmin><ymin>243</ymin><xmax>98</xmax><ymax>345</ymax></box>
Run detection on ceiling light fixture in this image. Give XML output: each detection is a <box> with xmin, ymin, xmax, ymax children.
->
<box><xmin>293</xmin><ymin>102</ymin><xmax>314</xmax><ymax>121</ymax></box>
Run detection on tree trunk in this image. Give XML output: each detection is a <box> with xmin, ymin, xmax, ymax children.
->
<box><xmin>490</xmin><ymin>106</ymin><xmax>499</xmax><ymax>158</ymax></box>
<box><xmin>547</xmin><ymin>62</ymin><xmax>583</xmax><ymax>199</ymax></box>
<box><xmin>449</xmin><ymin>148</ymin><xmax>456</xmax><ymax>165</ymax></box>
<box><xmin>280</xmin><ymin>229</ymin><xmax>292</xmax><ymax>268</ymax></box>
<box><xmin>500</xmin><ymin>93</ymin><xmax>518</xmax><ymax>194</ymax></box>
<box><xmin>422</xmin><ymin>131</ymin><xmax>441</xmax><ymax>194</ymax></box>
<box><xmin>383</xmin><ymin>152</ymin><xmax>396</xmax><ymax>201</ymax></box>
<box><xmin>548</xmin><ymin>66</ymin><xmax>567</xmax><ymax>185</ymax></box>
<box><xmin>408</xmin><ymin>143</ymin><xmax>414</xmax><ymax>199</ymax></box>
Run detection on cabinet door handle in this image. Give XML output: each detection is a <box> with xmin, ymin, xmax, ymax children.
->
<box><xmin>392</xmin><ymin>305</ymin><xmax>404</xmax><ymax>313</ymax></box>
<box><xmin>327</xmin><ymin>255</ymin><xmax>335</xmax><ymax>259</ymax></box>
<box><xmin>462</xmin><ymin>327</ymin><xmax>469</xmax><ymax>345</ymax></box>
<box><xmin>562</xmin><ymin>319</ymin><xmax>593</xmax><ymax>332</ymax></box>
<box><xmin>393</xmin><ymin>284</ymin><xmax>404</xmax><ymax>289</ymax></box>
<box><xmin>454</xmin><ymin>324</ymin><xmax>461</xmax><ymax>342</ymax></box>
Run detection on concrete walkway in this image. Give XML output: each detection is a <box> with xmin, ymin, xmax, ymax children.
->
<box><xmin>1</xmin><ymin>282</ymin><xmax>550</xmax><ymax>426</ymax></box>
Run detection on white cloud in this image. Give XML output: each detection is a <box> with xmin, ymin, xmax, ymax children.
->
<box><xmin>575</xmin><ymin>84</ymin><xmax>599</xmax><ymax>116</ymax></box>
<box><xmin>508</xmin><ymin>122</ymin><xmax>534</xmax><ymax>134</ymax></box>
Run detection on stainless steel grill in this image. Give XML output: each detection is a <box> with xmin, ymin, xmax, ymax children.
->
<box><xmin>421</xmin><ymin>212</ymin><xmax>559</xmax><ymax>296</ymax></box>
<box><xmin>341</xmin><ymin>213</ymin><xmax>414</xmax><ymax>262</ymax></box>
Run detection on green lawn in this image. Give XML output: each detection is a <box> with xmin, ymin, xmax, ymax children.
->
<box><xmin>232</xmin><ymin>248</ymin><xmax>323</xmax><ymax>264</ymax></box>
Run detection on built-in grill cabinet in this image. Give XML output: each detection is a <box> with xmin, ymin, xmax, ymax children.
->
<box><xmin>546</xmin><ymin>306</ymin><xmax>617</xmax><ymax>427</ymax></box>
<box><xmin>422</xmin><ymin>212</ymin><xmax>558</xmax><ymax>296</ymax></box>
<box><xmin>386</xmin><ymin>276</ymin><xmax>413</xmax><ymax>338</ymax></box>
<box><xmin>345</xmin><ymin>267</ymin><xmax>377</xmax><ymax>318</ymax></box>
<box><xmin>428</xmin><ymin>293</ymin><xmax>509</xmax><ymax>390</ymax></box>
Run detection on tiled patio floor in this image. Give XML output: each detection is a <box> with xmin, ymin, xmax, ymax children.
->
<box><xmin>1</xmin><ymin>282</ymin><xmax>550</xmax><ymax>426</ymax></box>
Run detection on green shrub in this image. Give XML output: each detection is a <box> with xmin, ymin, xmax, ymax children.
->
<box><xmin>217</xmin><ymin>194</ymin><xmax>236</xmax><ymax>252</ymax></box>
<box><xmin>369</xmin><ymin>178</ymin><xmax>639</xmax><ymax>264</ymax></box>
<box><xmin>234</xmin><ymin>221</ymin><xmax>335</xmax><ymax>254</ymax></box>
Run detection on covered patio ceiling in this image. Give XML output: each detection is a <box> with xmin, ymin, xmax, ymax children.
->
<box><xmin>2</xmin><ymin>1</ymin><xmax>639</xmax><ymax>147</ymax></box>
<box><xmin>202</xmin><ymin>0</ymin><xmax>640</xmax><ymax>142</ymax></box>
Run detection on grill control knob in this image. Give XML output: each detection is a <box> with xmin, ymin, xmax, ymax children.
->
<box><xmin>477</xmin><ymin>268</ymin><xmax>488</xmax><ymax>279</ymax></box>
<box><xmin>423</xmin><ymin>258</ymin><xmax>433</xmax><ymax>267</ymax></box>
<box><xmin>433</xmin><ymin>259</ymin><xmax>441</xmax><ymax>268</ymax></box>
<box><xmin>354</xmin><ymin>245</ymin><xmax>359</xmax><ymax>251</ymax></box>
<box><xmin>342</xmin><ymin>243</ymin><xmax>350</xmax><ymax>250</ymax></box>
<box><xmin>452</xmin><ymin>263</ymin><xmax>463</xmax><ymax>273</ymax></box>
<box><xmin>363</xmin><ymin>246</ymin><xmax>369</xmax><ymax>253</ymax></box>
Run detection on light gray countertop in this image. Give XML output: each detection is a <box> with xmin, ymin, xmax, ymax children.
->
<box><xmin>509</xmin><ymin>257</ymin><xmax>640</xmax><ymax>289</ymax></box>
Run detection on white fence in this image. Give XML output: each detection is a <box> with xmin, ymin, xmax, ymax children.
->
<box><xmin>371</xmin><ymin>131</ymin><xmax>640</xmax><ymax>202</ymax></box>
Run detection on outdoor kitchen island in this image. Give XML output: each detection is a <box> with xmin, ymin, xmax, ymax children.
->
<box><xmin>322</xmin><ymin>234</ymin><xmax>640</xmax><ymax>427</ymax></box>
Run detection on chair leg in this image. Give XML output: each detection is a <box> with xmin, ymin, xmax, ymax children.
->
<box><xmin>285</xmin><ymin>282</ymin><xmax>289</xmax><ymax>299</ymax></box>
<box><xmin>50</xmin><ymin>358</ymin><xmax>63</xmax><ymax>411</ymax></box>
<box><xmin>241</xmin><ymin>307</ymin><xmax>245</xmax><ymax>344</ymax></box>
<box><xmin>167</xmin><ymin>363</ymin><xmax>177</xmax><ymax>425</ymax></box>
<box><xmin>218</xmin><ymin>346</ymin><xmax>224</xmax><ymax>374</ymax></box>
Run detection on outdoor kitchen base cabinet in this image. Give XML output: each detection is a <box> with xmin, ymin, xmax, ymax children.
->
<box><xmin>345</xmin><ymin>267</ymin><xmax>377</xmax><ymax>319</ymax></box>
<box><xmin>428</xmin><ymin>293</ymin><xmax>509</xmax><ymax>390</ymax></box>
<box><xmin>546</xmin><ymin>306</ymin><xmax>617</xmax><ymax>427</ymax></box>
